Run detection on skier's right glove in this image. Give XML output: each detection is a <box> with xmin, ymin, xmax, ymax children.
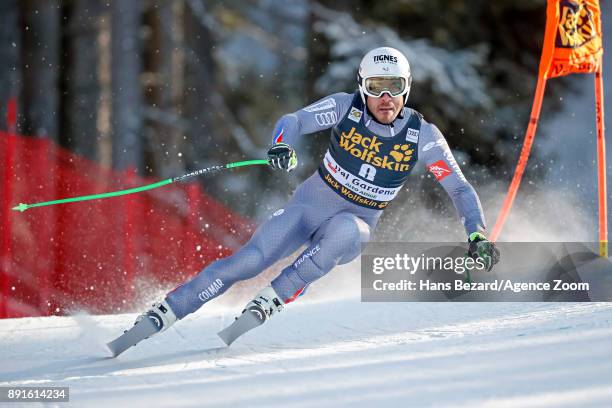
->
<box><xmin>467</xmin><ymin>232</ymin><xmax>500</xmax><ymax>272</ymax></box>
<box><xmin>267</xmin><ymin>143</ymin><xmax>298</xmax><ymax>172</ymax></box>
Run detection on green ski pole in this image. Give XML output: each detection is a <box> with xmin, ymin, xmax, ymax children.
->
<box><xmin>12</xmin><ymin>159</ymin><xmax>269</xmax><ymax>213</ymax></box>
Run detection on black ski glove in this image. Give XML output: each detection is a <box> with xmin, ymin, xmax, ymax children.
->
<box><xmin>467</xmin><ymin>232</ymin><xmax>500</xmax><ymax>272</ymax></box>
<box><xmin>267</xmin><ymin>143</ymin><xmax>298</xmax><ymax>172</ymax></box>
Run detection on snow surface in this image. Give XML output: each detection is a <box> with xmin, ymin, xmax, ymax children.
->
<box><xmin>2</xmin><ymin>296</ymin><xmax>612</xmax><ymax>407</ymax></box>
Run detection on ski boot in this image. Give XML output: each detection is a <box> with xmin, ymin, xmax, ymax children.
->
<box><xmin>107</xmin><ymin>300</ymin><xmax>178</xmax><ymax>357</ymax></box>
<box><xmin>244</xmin><ymin>286</ymin><xmax>284</xmax><ymax>322</ymax></box>
<box><xmin>135</xmin><ymin>300</ymin><xmax>178</xmax><ymax>335</ymax></box>
<box><xmin>218</xmin><ymin>286</ymin><xmax>284</xmax><ymax>345</ymax></box>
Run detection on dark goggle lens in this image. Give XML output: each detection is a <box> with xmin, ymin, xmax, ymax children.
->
<box><xmin>364</xmin><ymin>77</ymin><xmax>407</xmax><ymax>97</ymax></box>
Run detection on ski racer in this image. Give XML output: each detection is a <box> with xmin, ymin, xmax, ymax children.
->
<box><xmin>137</xmin><ymin>46</ymin><xmax>500</xmax><ymax>337</ymax></box>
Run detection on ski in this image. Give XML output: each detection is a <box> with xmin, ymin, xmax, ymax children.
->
<box><xmin>217</xmin><ymin>307</ymin><xmax>266</xmax><ymax>346</ymax></box>
<box><xmin>107</xmin><ymin>317</ymin><xmax>158</xmax><ymax>357</ymax></box>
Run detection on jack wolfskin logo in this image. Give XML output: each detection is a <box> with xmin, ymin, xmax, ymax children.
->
<box><xmin>389</xmin><ymin>144</ymin><xmax>414</xmax><ymax>163</ymax></box>
<box><xmin>339</xmin><ymin>127</ymin><xmax>413</xmax><ymax>172</ymax></box>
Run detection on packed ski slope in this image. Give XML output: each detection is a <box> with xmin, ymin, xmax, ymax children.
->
<box><xmin>2</xmin><ymin>296</ymin><xmax>612</xmax><ymax>407</ymax></box>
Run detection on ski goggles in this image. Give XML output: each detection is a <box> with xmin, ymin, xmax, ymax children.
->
<box><xmin>362</xmin><ymin>76</ymin><xmax>409</xmax><ymax>98</ymax></box>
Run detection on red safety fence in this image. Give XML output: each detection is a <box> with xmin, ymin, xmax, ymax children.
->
<box><xmin>0</xmin><ymin>132</ymin><xmax>255</xmax><ymax>318</ymax></box>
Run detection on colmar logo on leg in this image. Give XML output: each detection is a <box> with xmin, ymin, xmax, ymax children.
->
<box><xmin>427</xmin><ymin>160</ymin><xmax>452</xmax><ymax>181</ymax></box>
<box><xmin>198</xmin><ymin>279</ymin><xmax>224</xmax><ymax>302</ymax></box>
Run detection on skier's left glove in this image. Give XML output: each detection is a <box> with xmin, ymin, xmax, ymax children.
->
<box><xmin>267</xmin><ymin>143</ymin><xmax>298</xmax><ymax>172</ymax></box>
<box><xmin>467</xmin><ymin>232</ymin><xmax>500</xmax><ymax>272</ymax></box>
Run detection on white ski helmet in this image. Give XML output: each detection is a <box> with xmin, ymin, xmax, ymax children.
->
<box><xmin>357</xmin><ymin>46</ymin><xmax>412</xmax><ymax>106</ymax></box>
